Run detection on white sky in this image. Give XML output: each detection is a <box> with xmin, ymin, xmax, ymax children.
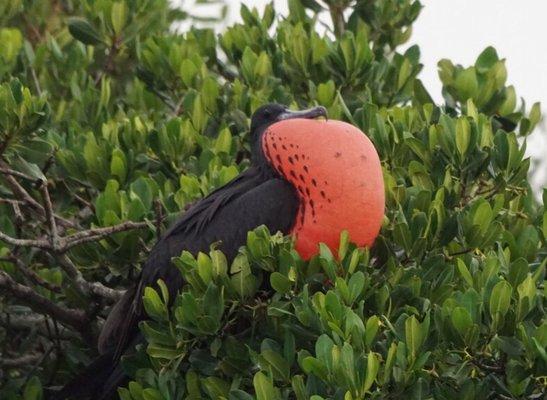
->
<box><xmin>175</xmin><ymin>0</ymin><xmax>547</xmax><ymax>192</ymax></box>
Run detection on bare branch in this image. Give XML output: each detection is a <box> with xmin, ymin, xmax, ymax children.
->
<box><xmin>0</xmin><ymin>271</ymin><xmax>87</xmax><ymax>331</ymax></box>
<box><xmin>0</xmin><ymin>161</ymin><xmax>76</xmax><ymax>229</ymax></box>
<box><xmin>0</xmin><ymin>230</ymin><xmax>50</xmax><ymax>249</ymax></box>
<box><xmin>0</xmin><ymin>313</ymin><xmax>77</xmax><ymax>340</ymax></box>
<box><xmin>40</xmin><ymin>182</ymin><xmax>61</xmax><ymax>250</ymax></box>
<box><xmin>56</xmin><ymin>254</ymin><xmax>123</xmax><ymax>302</ymax></box>
<box><xmin>0</xmin><ymin>352</ymin><xmax>43</xmax><ymax>367</ymax></box>
<box><xmin>0</xmin><ymin>166</ymin><xmax>37</xmax><ymax>181</ymax></box>
<box><xmin>0</xmin><ymin>255</ymin><xmax>62</xmax><ymax>293</ymax></box>
<box><xmin>62</xmin><ymin>221</ymin><xmax>148</xmax><ymax>250</ymax></box>
<box><xmin>0</xmin><ymin>198</ymin><xmax>25</xmax><ymax>205</ymax></box>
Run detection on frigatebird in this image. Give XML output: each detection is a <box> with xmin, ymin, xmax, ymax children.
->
<box><xmin>56</xmin><ymin>104</ymin><xmax>385</xmax><ymax>399</ymax></box>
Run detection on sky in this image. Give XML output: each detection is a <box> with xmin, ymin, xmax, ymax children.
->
<box><xmin>174</xmin><ymin>0</ymin><xmax>547</xmax><ymax>193</ymax></box>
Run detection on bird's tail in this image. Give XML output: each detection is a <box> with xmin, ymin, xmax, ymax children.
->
<box><xmin>49</xmin><ymin>348</ymin><xmax>128</xmax><ymax>400</ymax></box>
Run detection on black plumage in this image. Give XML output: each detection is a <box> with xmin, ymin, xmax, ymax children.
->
<box><xmin>55</xmin><ymin>104</ymin><xmax>327</xmax><ymax>399</ymax></box>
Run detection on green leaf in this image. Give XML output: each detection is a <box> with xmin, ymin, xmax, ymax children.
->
<box><xmin>338</xmin><ymin>230</ymin><xmax>350</xmax><ymax>261</ymax></box>
<box><xmin>405</xmin><ymin>315</ymin><xmax>424</xmax><ymax>358</ymax></box>
<box><xmin>363</xmin><ymin>351</ymin><xmax>379</xmax><ymax>392</ymax></box>
<box><xmin>142</xmin><ymin>388</ymin><xmax>163</xmax><ymax>400</ymax></box>
<box><xmin>261</xmin><ymin>349</ymin><xmax>290</xmax><ymax>382</ymax></box>
<box><xmin>68</xmin><ymin>18</ymin><xmax>103</xmax><ymax>45</ymax></box>
<box><xmin>143</xmin><ymin>287</ymin><xmax>168</xmax><ymax>321</ymax></box>
<box><xmin>202</xmin><ymin>377</ymin><xmax>230</xmax><ymax>398</ymax></box>
<box><xmin>476</xmin><ymin>46</ymin><xmax>499</xmax><ymax>72</ymax></box>
<box><xmin>348</xmin><ymin>271</ymin><xmax>365</xmax><ymax>303</ymax></box>
<box><xmin>254</xmin><ymin>372</ymin><xmax>279</xmax><ymax>400</ymax></box>
<box><xmin>489</xmin><ymin>280</ymin><xmax>512</xmax><ymax>326</ymax></box>
<box><xmin>454</xmin><ymin>67</ymin><xmax>478</xmax><ymax>100</ymax></box>
<box><xmin>456</xmin><ymin>259</ymin><xmax>474</xmax><ymax>287</ymax></box>
<box><xmin>397</xmin><ymin>58</ymin><xmax>411</xmax><ymax>90</ymax></box>
<box><xmin>214</xmin><ymin>128</ymin><xmax>232</xmax><ymax>154</ymax></box>
<box><xmin>455</xmin><ymin>117</ymin><xmax>471</xmax><ymax>159</ymax></box>
<box><xmin>451</xmin><ymin>307</ymin><xmax>473</xmax><ymax>336</ymax></box>
<box><xmin>180</xmin><ymin>59</ymin><xmax>198</xmax><ymax>87</ymax></box>
<box><xmin>270</xmin><ymin>272</ymin><xmax>291</xmax><ymax>294</ymax></box>
<box><xmin>111</xmin><ymin>2</ymin><xmax>128</xmax><ymax>35</ymax></box>
<box><xmin>23</xmin><ymin>376</ymin><xmax>42</xmax><ymax>400</ymax></box>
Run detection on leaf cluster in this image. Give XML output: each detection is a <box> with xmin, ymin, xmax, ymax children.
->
<box><xmin>0</xmin><ymin>1</ymin><xmax>544</xmax><ymax>399</ymax></box>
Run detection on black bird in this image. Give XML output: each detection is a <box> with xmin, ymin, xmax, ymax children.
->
<box><xmin>56</xmin><ymin>104</ymin><xmax>328</xmax><ymax>399</ymax></box>
<box><xmin>57</xmin><ymin>103</ymin><xmax>385</xmax><ymax>399</ymax></box>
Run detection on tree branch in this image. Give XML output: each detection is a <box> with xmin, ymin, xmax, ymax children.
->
<box><xmin>1</xmin><ymin>313</ymin><xmax>77</xmax><ymax>340</ymax></box>
<box><xmin>62</xmin><ymin>221</ymin><xmax>148</xmax><ymax>250</ymax></box>
<box><xmin>0</xmin><ymin>230</ymin><xmax>49</xmax><ymax>249</ymax></box>
<box><xmin>40</xmin><ymin>182</ymin><xmax>61</xmax><ymax>251</ymax></box>
<box><xmin>0</xmin><ymin>255</ymin><xmax>62</xmax><ymax>294</ymax></box>
<box><xmin>0</xmin><ymin>271</ymin><xmax>87</xmax><ymax>331</ymax></box>
<box><xmin>56</xmin><ymin>254</ymin><xmax>123</xmax><ymax>302</ymax></box>
<box><xmin>0</xmin><ymin>166</ymin><xmax>37</xmax><ymax>181</ymax></box>
<box><xmin>0</xmin><ymin>160</ymin><xmax>76</xmax><ymax>229</ymax></box>
<box><xmin>0</xmin><ymin>352</ymin><xmax>43</xmax><ymax>368</ymax></box>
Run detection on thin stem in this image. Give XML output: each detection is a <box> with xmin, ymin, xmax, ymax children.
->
<box><xmin>0</xmin><ymin>271</ymin><xmax>87</xmax><ymax>331</ymax></box>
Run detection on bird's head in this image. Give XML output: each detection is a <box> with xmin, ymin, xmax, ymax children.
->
<box><xmin>250</xmin><ymin>103</ymin><xmax>327</xmax><ymax>165</ymax></box>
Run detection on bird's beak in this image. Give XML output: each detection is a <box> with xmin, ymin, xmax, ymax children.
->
<box><xmin>277</xmin><ymin>106</ymin><xmax>328</xmax><ymax>121</ymax></box>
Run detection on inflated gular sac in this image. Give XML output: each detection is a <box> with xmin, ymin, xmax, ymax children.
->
<box><xmin>262</xmin><ymin>119</ymin><xmax>385</xmax><ymax>259</ymax></box>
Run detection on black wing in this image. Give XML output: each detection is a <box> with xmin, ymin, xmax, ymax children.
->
<box><xmin>98</xmin><ymin>168</ymin><xmax>298</xmax><ymax>356</ymax></box>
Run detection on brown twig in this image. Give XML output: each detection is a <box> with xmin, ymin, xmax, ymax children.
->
<box><xmin>62</xmin><ymin>221</ymin><xmax>148</xmax><ymax>250</ymax></box>
<box><xmin>0</xmin><ymin>231</ymin><xmax>49</xmax><ymax>249</ymax></box>
<box><xmin>0</xmin><ymin>161</ymin><xmax>76</xmax><ymax>229</ymax></box>
<box><xmin>0</xmin><ymin>166</ymin><xmax>37</xmax><ymax>181</ymax></box>
<box><xmin>94</xmin><ymin>36</ymin><xmax>121</xmax><ymax>85</ymax></box>
<box><xmin>0</xmin><ymin>352</ymin><xmax>43</xmax><ymax>368</ymax></box>
<box><xmin>40</xmin><ymin>182</ymin><xmax>61</xmax><ymax>251</ymax></box>
<box><xmin>447</xmin><ymin>248</ymin><xmax>473</xmax><ymax>257</ymax></box>
<box><xmin>0</xmin><ymin>220</ymin><xmax>148</xmax><ymax>253</ymax></box>
<box><xmin>0</xmin><ymin>313</ymin><xmax>76</xmax><ymax>341</ymax></box>
<box><xmin>73</xmin><ymin>193</ymin><xmax>95</xmax><ymax>212</ymax></box>
<box><xmin>56</xmin><ymin>254</ymin><xmax>123</xmax><ymax>302</ymax></box>
<box><xmin>0</xmin><ymin>198</ymin><xmax>25</xmax><ymax>205</ymax></box>
<box><xmin>0</xmin><ymin>271</ymin><xmax>87</xmax><ymax>331</ymax></box>
<box><xmin>0</xmin><ymin>256</ymin><xmax>62</xmax><ymax>294</ymax></box>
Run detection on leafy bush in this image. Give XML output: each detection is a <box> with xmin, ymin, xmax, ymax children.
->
<box><xmin>0</xmin><ymin>0</ymin><xmax>545</xmax><ymax>399</ymax></box>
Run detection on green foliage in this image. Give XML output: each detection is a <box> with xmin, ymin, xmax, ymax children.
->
<box><xmin>0</xmin><ymin>0</ymin><xmax>545</xmax><ymax>399</ymax></box>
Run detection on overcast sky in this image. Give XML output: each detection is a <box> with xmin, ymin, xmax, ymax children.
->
<box><xmin>175</xmin><ymin>0</ymin><xmax>546</xmax><ymax>192</ymax></box>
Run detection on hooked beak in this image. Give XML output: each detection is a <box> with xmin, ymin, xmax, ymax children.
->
<box><xmin>277</xmin><ymin>106</ymin><xmax>328</xmax><ymax>122</ymax></box>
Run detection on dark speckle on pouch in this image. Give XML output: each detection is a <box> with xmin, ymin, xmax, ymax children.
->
<box><xmin>311</xmin><ymin>178</ymin><xmax>317</xmax><ymax>186</ymax></box>
<box><xmin>303</xmin><ymin>165</ymin><xmax>309</xmax><ymax>173</ymax></box>
<box><xmin>334</xmin><ymin>152</ymin><xmax>342</xmax><ymax>158</ymax></box>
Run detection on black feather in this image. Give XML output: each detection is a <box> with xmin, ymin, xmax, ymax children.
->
<box><xmin>57</xmin><ymin>103</ymin><xmax>328</xmax><ymax>399</ymax></box>
<box><xmin>59</xmin><ymin>167</ymin><xmax>299</xmax><ymax>399</ymax></box>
